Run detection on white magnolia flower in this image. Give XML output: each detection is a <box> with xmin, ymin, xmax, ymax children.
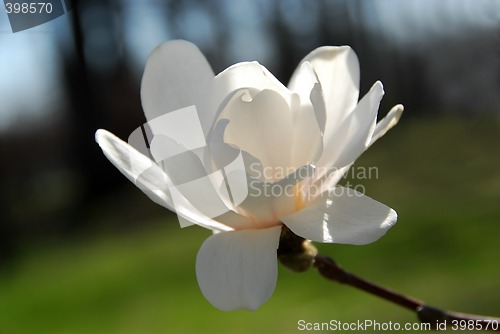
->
<box><xmin>96</xmin><ymin>40</ymin><xmax>403</xmax><ymax>311</ymax></box>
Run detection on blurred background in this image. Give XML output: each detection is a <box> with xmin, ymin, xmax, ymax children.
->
<box><xmin>0</xmin><ymin>0</ymin><xmax>499</xmax><ymax>333</ymax></box>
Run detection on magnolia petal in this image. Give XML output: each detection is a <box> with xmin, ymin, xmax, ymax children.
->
<box><xmin>168</xmin><ymin>191</ymin><xmax>234</xmax><ymax>232</ymax></box>
<box><xmin>271</xmin><ymin>164</ymin><xmax>316</xmax><ymax>216</ymax></box>
<box><xmin>140</xmin><ymin>40</ymin><xmax>216</xmax><ymax>135</ymax></box>
<box><xmin>291</xmin><ymin>103</ymin><xmax>323</xmax><ymax>169</ymax></box>
<box><xmin>206</xmin><ymin>115</ymin><xmax>265</xmax><ymax>181</ymax></box>
<box><xmin>290</xmin><ymin>46</ymin><xmax>360</xmax><ymax>147</ymax></box>
<box><xmin>307</xmin><ymin>164</ymin><xmax>352</xmax><ymax>203</ymax></box>
<box><xmin>282</xmin><ymin>186</ymin><xmax>397</xmax><ymax>245</ymax></box>
<box><xmin>369</xmin><ymin>104</ymin><xmax>404</xmax><ymax>146</ymax></box>
<box><xmin>150</xmin><ymin>136</ymin><xmax>208</xmax><ymax>186</ymax></box>
<box><xmin>147</xmin><ymin>105</ymin><xmax>207</xmax><ymax>162</ymax></box>
<box><xmin>96</xmin><ymin>129</ymin><xmax>232</xmax><ymax>232</ymax></box>
<box><xmin>309</xmin><ymin>76</ymin><xmax>327</xmax><ymax>135</ymax></box>
<box><xmin>316</xmin><ymin>81</ymin><xmax>383</xmax><ymax>172</ymax></box>
<box><xmin>248</xmin><ymin>165</ymin><xmax>316</xmax><ymax>224</ymax></box>
<box><xmin>150</xmin><ymin>138</ymin><xmax>241</xmax><ymax>221</ymax></box>
<box><xmin>288</xmin><ymin>62</ymin><xmax>326</xmax><ymax>133</ymax></box>
<box><xmin>289</xmin><ymin>64</ymin><xmax>324</xmax><ymax>169</ymax></box>
<box><xmin>288</xmin><ymin>62</ymin><xmax>316</xmax><ymax>101</ymax></box>
<box><xmin>214</xmin><ymin>61</ymin><xmax>292</xmax><ymax>112</ymax></box>
<box><xmin>95</xmin><ymin>129</ymin><xmax>174</xmax><ymax>210</ymax></box>
<box><xmin>196</xmin><ymin>226</ymin><xmax>282</xmax><ymax>311</ymax></box>
<box><xmin>230</xmin><ymin>173</ymin><xmax>277</xmax><ymax>225</ymax></box>
<box><xmin>213</xmin><ymin>210</ymin><xmax>257</xmax><ymax>230</ymax></box>
<box><xmin>221</xmin><ymin>89</ymin><xmax>294</xmax><ymax>178</ymax></box>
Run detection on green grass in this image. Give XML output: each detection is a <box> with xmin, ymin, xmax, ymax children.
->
<box><xmin>1</xmin><ymin>116</ymin><xmax>499</xmax><ymax>333</ymax></box>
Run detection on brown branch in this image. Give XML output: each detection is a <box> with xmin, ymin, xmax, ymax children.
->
<box><xmin>314</xmin><ymin>254</ymin><xmax>500</xmax><ymax>331</ymax></box>
<box><xmin>277</xmin><ymin>226</ymin><xmax>499</xmax><ymax>330</ymax></box>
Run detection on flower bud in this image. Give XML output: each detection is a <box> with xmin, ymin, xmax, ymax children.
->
<box><xmin>278</xmin><ymin>225</ymin><xmax>318</xmax><ymax>272</ymax></box>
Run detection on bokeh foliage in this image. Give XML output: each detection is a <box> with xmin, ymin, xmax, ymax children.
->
<box><xmin>1</xmin><ymin>116</ymin><xmax>498</xmax><ymax>334</ymax></box>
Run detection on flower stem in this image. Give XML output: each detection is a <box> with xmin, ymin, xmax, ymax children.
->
<box><xmin>313</xmin><ymin>254</ymin><xmax>500</xmax><ymax>331</ymax></box>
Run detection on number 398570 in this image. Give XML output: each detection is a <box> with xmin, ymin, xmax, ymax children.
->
<box><xmin>5</xmin><ymin>2</ymin><xmax>53</xmax><ymax>14</ymax></box>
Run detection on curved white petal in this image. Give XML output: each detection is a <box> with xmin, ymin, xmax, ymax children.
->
<box><xmin>220</xmin><ymin>89</ymin><xmax>294</xmax><ymax>178</ymax></box>
<box><xmin>289</xmin><ymin>46</ymin><xmax>360</xmax><ymax>147</ymax></box>
<box><xmin>96</xmin><ymin>129</ymin><xmax>232</xmax><ymax>232</ymax></box>
<box><xmin>140</xmin><ymin>40</ymin><xmax>216</xmax><ymax>135</ymax></box>
<box><xmin>95</xmin><ymin>129</ymin><xmax>174</xmax><ymax>210</ymax></box>
<box><xmin>290</xmin><ymin>103</ymin><xmax>323</xmax><ymax>168</ymax></box>
<box><xmin>288</xmin><ymin>63</ymin><xmax>324</xmax><ymax>169</ymax></box>
<box><xmin>282</xmin><ymin>186</ymin><xmax>397</xmax><ymax>245</ymax></box>
<box><xmin>369</xmin><ymin>104</ymin><xmax>404</xmax><ymax>146</ymax></box>
<box><xmin>291</xmin><ymin>104</ymin><xmax>323</xmax><ymax>169</ymax></box>
<box><xmin>205</xmin><ymin>110</ymin><xmax>265</xmax><ymax>180</ymax></box>
<box><xmin>316</xmin><ymin>81</ymin><xmax>384</xmax><ymax>172</ymax></box>
<box><xmin>214</xmin><ymin>61</ymin><xmax>292</xmax><ymax>110</ymax></box>
<box><xmin>288</xmin><ymin>61</ymin><xmax>326</xmax><ymax>133</ymax></box>
<box><xmin>196</xmin><ymin>226</ymin><xmax>282</xmax><ymax>311</ymax></box>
